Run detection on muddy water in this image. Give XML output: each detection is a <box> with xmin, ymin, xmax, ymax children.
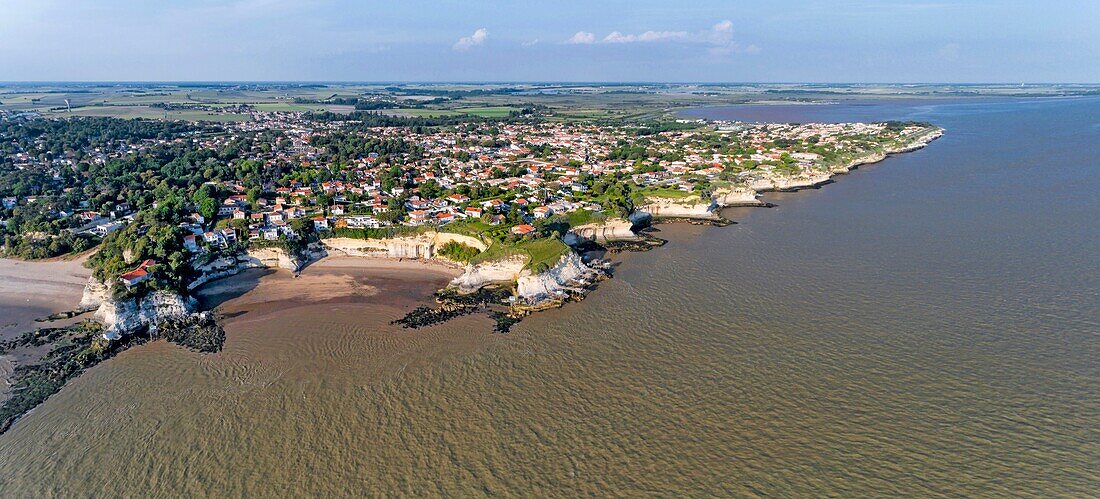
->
<box><xmin>1</xmin><ymin>97</ymin><xmax>1098</xmax><ymax>496</ymax></box>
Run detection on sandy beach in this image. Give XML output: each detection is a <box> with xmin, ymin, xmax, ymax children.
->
<box><xmin>196</xmin><ymin>255</ymin><xmax>463</xmax><ymax>311</ymax></box>
<box><xmin>0</xmin><ymin>254</ymin><xmax>92</xmax><ymax>340</ymax></box>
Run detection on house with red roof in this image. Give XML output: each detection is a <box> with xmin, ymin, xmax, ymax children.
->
<box><xmin>119</xmin><ymin>259</ymin><xmax>155</xmax><ymax>288</ymax></box>
<box><xmin>510</xmin><ymin>224</ymin><xmax>536</xmax><ymax>236</ymax></box>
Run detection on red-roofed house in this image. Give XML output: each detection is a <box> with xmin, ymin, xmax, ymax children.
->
<box><xmin>119</xmin><ymin>259</ymin><xmax>155</xmax><ymax>288</ymax></box>
<box><xmin>510</xmin><ymin>224</ymin><xmax>536</xmax><ymax>236</ymax></box>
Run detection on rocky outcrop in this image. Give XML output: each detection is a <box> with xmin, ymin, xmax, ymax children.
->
<box><xmin>186</xmin><ymin>246</ymin><xmax>324</xmax><ymax>291</ymax></box>
<box><xmin>322</xmin><ymin>232</ymin><xmax>486</xmax><ymax>260</ymax></box>
<box><xmin>746</xmin><ymin>171</ymin><xmax>834</xmax><ymax>191</ymax></box>
<box><xmin>564</xmin><ymin>218</ymin><xmax>639</xmax><ymax>245</ymax></box>
<box><xmin>515</xmin><ymin>252</ymin><xmax>597</xmax><ymax>304</ymax></box>
<box><xmin>449</xmin><ymin>257</ymin><xmax>526</xmax><ymax>293</ymax></box>
<box><xmin>78</xmin><ymin>276</ymin><xmax>110</xmax><ymax>312</ymax></box>
<box><xmin>94</xmin><ymin>289</ymin><xmax>196</xmax><ymax>340</ymax></box>
<box><xmin>635</xmin><ymin>196</ymin><xmax>718</xmax><ymax>220</ymax></box>
<box><xmin>712</xmin><ymin>185</ymin><xmax>762</xmax><ymax>207</ymax></box>
<box><xmin>246</xmin><ymin>247</ymin><xmax>303</xmax><ymax>271</ymax></box>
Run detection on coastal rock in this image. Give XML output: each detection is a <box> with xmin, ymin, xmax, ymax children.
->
<box><xmin>94</xmin><ymin>289</ymin><xmax>196</xmax><ymax>340</ymax></box>
<box><xmin>564</xmin><ymin>218</ymin><xmax>639</xmax><ymax>245</ymax></box>
<box><xmin>746</xmin><ymin>171</ymin><xmax>834</xmax><ymax>191</ymax></box>
<box><xmin>246</xmin><ymin>247</ymin><xmax>302</xmax><ymax>271</ymax></box>
<box><xmin>635</xmin><ymin>196</ymin><xmax>718</xmax><ymax>220</ymax></box>
<box><xmin>187</xmin><ymin>253</ymin><xmax>269</xmax><ymax>291</ymax></box>
<box><xmin>78</xmin><ymin>276</ymin><xmax>110</xmax><ymax>311</ymax></box>
<box><xmin>449</xmin><ymin>257</ymin><xmax>526</xmax><ymax>293</ymax></box>
<box><xmin>712</xmin><ymin>185</ymin><xmax>762</xmax><ymax>207</ymax></box>
<box><xmin>515</xmin><ymin>252</ymin><xmax>597</xmax><ymax>304</ymax></box>
<box><xmin>322</xmin><ymin>232</ymin><xmax>486</xmax><ymax>260</ymax></box>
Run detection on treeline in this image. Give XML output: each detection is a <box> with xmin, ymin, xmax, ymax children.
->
<box><xmin>0</xmin><ymin>117</ymin><xmax>200</xmax><ymax>155</ymax></box>
<box><xmin>304</xmin><ymin>110</ymin><xmax>533</xmax><ymax>130</ymax></box>
<box><xmin>382</xmin><ymin>86</ymin><xmax>524</xmax><ymax>98</ymax></box>
<box><xmin>293</xmin><ymin>97</ymin><xmax>399</xmax><ymax>110</ymax></box>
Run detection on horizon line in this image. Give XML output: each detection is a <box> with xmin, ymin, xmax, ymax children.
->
<box><xmin>2</xmin><ymin>80</ymin><xmax>1100</xmax><ymax>86</ymax></box>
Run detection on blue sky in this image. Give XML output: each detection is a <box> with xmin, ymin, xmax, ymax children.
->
<box><xmin>1</xmin><ymin>0</ymin><xmax>1097</xmax><ymax>82</ymax></box>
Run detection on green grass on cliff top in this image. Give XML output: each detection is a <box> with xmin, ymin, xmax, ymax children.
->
<box><xmin>470</xmin><ymin>237</ymin><xmax>570</xmax><ymax>272</ymax></box>
<box><xmin>640</xmin><ymin>187</ymin><xmax>697</xmax><ymax>200</ymax></box>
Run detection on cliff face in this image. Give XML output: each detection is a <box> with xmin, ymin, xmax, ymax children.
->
<box><xmin>322</xmin><ymin>232</ymin><xmax>486</xmax><ymax>260</ymax></box>
<box><xmin>712</xmin><ymin>185</ymin><xmax>762</xmax><ymax>207</ymax></box>
<box><xmin>564</xmin><ymin>218</ymin><xmax>639</xmax><ymax>245</ymax></box>
<box><xmin>747</xmin><ymin>171</ymin><xmax>834</xmax><ymax>191</ymax></box>
<box><xmin>449</xmin><ymin>257</ymin><xmax>526</xmax><ymax>293</ymax></box>
<box><xmin>78</xmin><ymin>276</ymin><xmax>110</xmax><ymax>312</ymax></box>
<box><xmin>245</xmin><ymin>247</ymin><xmax>303</xmax><ymax>271</ymax></box>
<box><xmin>93</xmin><ymin>289</ymin><xmax>196</xmax><ymax>340</ymax></box>
<box><xmin>515</xmin><ymin>252</ymin><xmax>596</xmax><ymax>303</ymax></box>
<box><xmin>635</xmin><ymin>197</ymin><xmax>718</xmax><ymax>220</ymax></box>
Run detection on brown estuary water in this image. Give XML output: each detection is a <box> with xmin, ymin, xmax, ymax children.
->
<box><xmin>1</xmin><ymin>97</ymin><xmax>1098</xmax><ymax>496</ymax></box>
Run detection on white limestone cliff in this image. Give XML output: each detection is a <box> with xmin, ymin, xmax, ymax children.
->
<box><xmin>564</xmin><ymin>218</ymin><xmax>639</xmax><ymax>245</ymax></box>
<box><xmin>449</xmin><ymin>257</ymin><xmax>527</xmax><ymax>293</ymax></box>
<box><xmin>515</xmin><ymin>252</ymin><xmax>597</xmax><ymax>304</ymax></box>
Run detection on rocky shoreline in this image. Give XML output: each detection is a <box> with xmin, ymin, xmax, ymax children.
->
<box><xmin>0</xmin><ymin>125</ymin><xmax>943</xmax><ymax>435</ymax></box>
<box><xmin>633</xmin><ymin>127</ymin><xmax>944</xmax><ymax>222</ymax></box>
<box><xmin>73</xmin><ymin>125</ymin><xmax>944</xmax><ymax>342</ymax></box>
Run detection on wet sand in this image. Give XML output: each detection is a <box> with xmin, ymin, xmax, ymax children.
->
<box><xmin>0</xmin><ymin>255</ymin><xmax>92</xmax><ymax>340</ymax></box>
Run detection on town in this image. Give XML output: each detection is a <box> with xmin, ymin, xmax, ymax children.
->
<box><xmin>1</xmin><ymin>107</ymin><xmax>937</xmax><ymax>296</ymax></box>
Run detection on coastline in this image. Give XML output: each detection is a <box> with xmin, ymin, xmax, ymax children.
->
<box><xmin>634</xmin><ymin>125</ymin><xmax>943</xmax><ymax>223</ymax></box>
<box><xmin>0</xmin><ymin>123</ymin><xmax>942</xmax><ymax>436</ymax></box>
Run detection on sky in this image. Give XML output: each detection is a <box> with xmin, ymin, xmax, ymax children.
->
<box><xmin>1</xmin><ymin>0</ymin><xmax>1098</xmax><ymax>82</ymax></box>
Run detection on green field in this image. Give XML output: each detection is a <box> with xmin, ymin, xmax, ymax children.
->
<box><xmin>456</xmin><ymin>106</ymin><xmax>518</xmax><ymax>118</ymax></box>
<box><xmin>46</xmin><ymin>106</ymin><xmax>251</xmax><ymax>122</ymax></box>
<box><xmin>388</xmin><ymin>108</ymin><xmax>466</xmax><ymax>118</ymax></box>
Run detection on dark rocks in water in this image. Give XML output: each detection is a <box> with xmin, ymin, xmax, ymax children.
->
<box><xmin>156</xmin><ymin>314</ymin><xmax>225</xmax><ymax>353</ymax></box>
<box><xmin>391</xmin><ymin>304</ymin><xmax>477</xmax><ymax>329</ymax></box>
<box><xmin>35</xmin><ymin>309</ymin><xmax>85</xmax><ymax>323</ymax></box>
<box><xmin>392</xmin><ymin>286</ymin><xmax>513</xmax><ymax>331</ymax></box>
<box><xmin>434</xmin><ymin>286</ymin><xmax>512</xmax><ymax>307</ymax></box>
<box><xmin>0</xmin><ymin>327</ymin><xmax>74</xmax><ymax>353</ymax></box>
<box><xmin>603</xmin><ymin>236</ymin><xmax>667</xmax><ymax>253</ymax></box>
<box><xmin>489</xmin><ymin>311</ymin><xmax>522</xmax><ymax>333</ymax></box>
<box><xmin>0</xmin><ymin>321</ymin><xmax>147</xmax><ymax>435</ymax></box>
<box><xmin>653</xmin><ymin>216</ymin><xmax>734</xmax><ymax>227</ymax></box>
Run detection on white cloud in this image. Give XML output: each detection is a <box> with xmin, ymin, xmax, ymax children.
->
<box><xmin>522</xmin><ymin>39</ymin><xmax>540</xmax><ymax>47</ymax></box>
<box><xmin>562</xmin><ymin>20</ymin><xmax>755</xmax><ymax>55</ymax></box>
<box><xmin>453</xmin><ymin>28</ymin><xmax>488</xmax><ymax>51</ymax></box>
<box><xmin>566</xmin><ymin>31</ymin><xmax>596</xmax><ymax>44</ymax></box>
<box><xmin>603</xmin><ymin>30</ymin><xmax>687</xmax><ymax>44</ymax></box>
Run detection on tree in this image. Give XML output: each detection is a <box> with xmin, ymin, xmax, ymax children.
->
<box><xmin>198</xmin><ymin>198</ymin><xmax>216</xmax><ymax>221</ymax></box>
<box><xmin>419</xmin><ymin>179</ymin><xmax>443</xmax><ymax>200</ymax></box>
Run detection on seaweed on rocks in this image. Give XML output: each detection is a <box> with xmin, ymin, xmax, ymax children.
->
<box><xmin>0</xmin><ymin>321</ymin><xmax>149</xmax><ymax>435</ymax></box>
<box><xmin>391</xmin><ymin>304</ymin><xmax>478</xmax><ymax>329</ymax></box>
<box><xmin>0</xmin><ymin>327</ymin><xmax>74</xmax><ymax>352</ymax></box>
<box><xmin>489</xmin><ymin>312</ymin><xmax>522</xmax><ymax>333</ymax></box>
<box><xmin>652</xmin><ymin>216</ymin><xmax>733</xmax><ymax>227</ymax></box>
<box><xmin>392</xmin><ymin>286</ymin><xmax>513</xmax><ymax>330</ymax></box>
<box><xmin>602</xmin><ymin>236</ymin><xmax>667</xmax><ymax>253</ymax></box>
<box><xmin>156</xmin><ymin>313</ymin><xmax>226</xmax><ymax>353</ymax></box>
<box><xmin>0</xmin><ymin>311</ymin><xmax>228</xmax><ymax>434</ymax></box>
